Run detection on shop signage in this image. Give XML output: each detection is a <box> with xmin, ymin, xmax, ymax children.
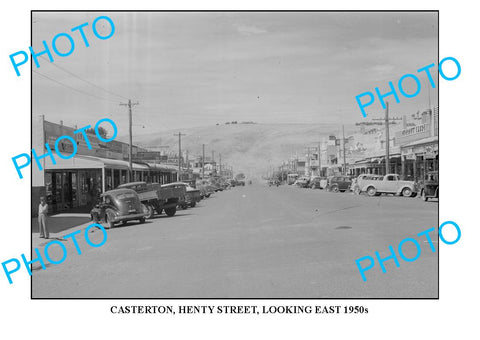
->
<box><xmin>400</xmin><ymin>123</ymin><xmax>426</xmax><ymax>137</ymax></box>
<box><xmin>12</xmin><ymin>118</ymin><xmax>118</xmax><ymax>179</ymax></box>
<box><xmin>405</xmin><ymin>154</ymin><xmax>416</xmax><ymax>160</ymax></box>
<box><xmin>395</xmin><ymin>123</ymin><xmax>431</xmax><ymax>146</ymax></box>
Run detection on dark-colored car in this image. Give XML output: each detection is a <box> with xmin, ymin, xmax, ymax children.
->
<box><xmin>420</xmin><ymin>171</ymin><xmax>438</xmax><ymax>201</ymax></box>
<box><xmin>327</xmin><ymin>176</ymin><xmax>352</xmax><ymax>192</ymax></box>
<box><xmin>309</xmin><ymin>176</ymin><xmax>328</xmax><ymax>189</ymax></box>
<box><xmin>90</xmin><ymin>188</ymin><xmax>147</xmax><ymax>229</ymax></box>
<box><xmin>172</xmin><ymin>182</ymin><xmax>202</xmax><ymax>209</ymax></box>
<box><xmin>117</xmin><ymin>181</ymin><xmax>184</xmax><ymax>218</ymax></box>
<box><xmin>295</xmin><ymin>177</ymin><xmax>310</xmax><ymax>188</ymax></box>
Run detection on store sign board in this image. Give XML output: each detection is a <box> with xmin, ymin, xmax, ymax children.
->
<box><xmin>395</xmin><ymin>123</ymin><xmax>431</xmax><ymax>146</ymax></box>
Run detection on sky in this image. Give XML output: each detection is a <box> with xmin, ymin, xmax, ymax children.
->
<box><xmin>31</xmin><ymin>11</ymin><xmax>438</xmax><ymax>137</ymax></box>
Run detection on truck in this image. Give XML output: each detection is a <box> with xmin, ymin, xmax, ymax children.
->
<box><xmin>358</xmin><ymin>174</ymin><xmax>417</xmax><ymax>197</ymax></box>
<box><xmin>116</xmin><ymin>181</ymin><xmax>185</xmax><ymax>218</ymax></box>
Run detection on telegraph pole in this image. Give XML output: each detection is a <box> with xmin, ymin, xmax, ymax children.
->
<box><xmin>342</xmin><ymin>125</ymin><xmax>347</xmax><ymax>176</ymax></box>
<box><xmin>211</xmin><ymin>150</ymin><xmax>215</xmax><ymax>174</ymax></box>
<box><xmin>385</xmin><ymin>102</ymin><xmax>390</xmax><ymax>175</ymax></box>
<box><xmin>219</xmin><ymin>153</ymin><xmax>222</xmax><ymax>177</ymax></box>
<box><xmin>120</xmin><ymin>99</ymin><xmax>139</xmax><ymax>182</ymax></box>
<box><xmin>202</xmin><ymin>144</ymin><xmax>205</xmax><ymax>180</ymax></box>
<box><xmin>174</xmin><ymin>132</ymin><xmax>186</xmax><ymax>181</ymax></box>
<box><xmin>318</xmin><ymin>141</ymin><xmax>322</xmax><ymax>176</ymax></box>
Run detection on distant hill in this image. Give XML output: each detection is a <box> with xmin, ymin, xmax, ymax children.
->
<box><xmin>119</xmin><ymin>123</ymin><xmax>356</xmax><ymax>179</ymax></box>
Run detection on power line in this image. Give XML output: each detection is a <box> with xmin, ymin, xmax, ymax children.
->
<box><xmin>33</xmin><ymin>70</ymin><xmax>120</xmax><ymax>104</ymax></box>
<box><xmin>39</xmin><ymin>55</ymin><xmax>129</xmax><ymax>101</ymax></box>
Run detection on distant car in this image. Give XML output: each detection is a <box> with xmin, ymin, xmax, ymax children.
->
<box><xmin>196</xmin><ymin>179</ymin><xmax>215</xmax><ymax>198</ymax></box>
<box><xmin>287</xmin><ymin>174</ymin><xmax>299</xmax><ymax>185</ymax></box>
<box><xmin>420</xmin><ymin>171</ymin><xmax>438</xmax><ymax>201</ymax></box>
<box><xmin>174</xmin><ymin>182</ymin><xmax>202</xmax><ymax>208</ymax></box>
<box><xmin>326</xmin><ymin>176</ymin><xmax>352</xmax><ymax>192</ymax></box>
<box><xmin>90</xmin><ymin>188</ymin><xmax>147</xmax><ymax>229</ymax></box>
<box><xmin>309</xmin><ymin>176</ymin><xmax>328</xmax><ymax>189</ymax></box>
<box><xmin>294</xmin><ymin>177</ymin><xmax>310</xmax><ymax>188</ymax></box>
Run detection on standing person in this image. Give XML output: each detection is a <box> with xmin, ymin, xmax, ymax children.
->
<box><xmin>351</xmin><ymin>177</ymin><xmax>360</xmax><ymax>195</ymax></box>
<box><xmin>38</xmin><ymin>196</ymin><xmax>49</xmax><ymax>239</ymax></box>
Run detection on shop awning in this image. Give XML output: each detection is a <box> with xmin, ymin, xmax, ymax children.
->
<box><xmin>43</xmin><ymin>153</ymin><xmax>149</xmax><ymax>171</ymax></box>
<box><xmin>401</xmin><ymin>136</ymin><xmax>438</xmax><ymax>148</ymax></box>
<box><xmin>146</xmin><ymin>163</ymin><xmax>178</xmax><ymax>172</ymax></box>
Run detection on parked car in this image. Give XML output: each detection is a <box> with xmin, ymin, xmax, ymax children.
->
<box><xmin>287</xmin><ymin>173</ymin><xmax>299</xmax><ymax>185</ymax></box>
<box><xmin>294</xmin><ymin>177</ymin><xmax>310</xmax><ymax>188</ymax></box>
<box><xmin>326</xmin><ymin>176</ymin><xmax>352</xmax><ymax>192</ymax></box>
<box><xmin>309</xmin><ymin>176</ymin><xmax>328</xmax><ymax>189</ymax></box>
<box><xmin>173</xmin><ymin>182</ymin><xmax>202</xmax><ymax>208</ymax></box>
<box><xmin>117</xmin><ymin>181</ymin><xmax>184</xmax><ymax>218</ymax></box>
<box><xmin>90</xmin><ymin>188</ymin><xmax>147</xmax><ymax>229</ymax></box>
<box><xmin>420</xmin><ymin>171</ymin><xmax>438</xmax><ymax>201</ymax></box>
<box><xmin>196</xmin><ymin>179</ymin><xmax>215</xmax><ymax>198</ymax></box>
<box><xmin>359</xmin><ymin>173</ymin><xmax>417</xmax><ymax>197</ymax></box>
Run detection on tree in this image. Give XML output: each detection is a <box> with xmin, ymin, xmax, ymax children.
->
<box><xmin>86</xmin><ymin>127</ymin><xmax>108</xmax><ymax>139</ymax></box>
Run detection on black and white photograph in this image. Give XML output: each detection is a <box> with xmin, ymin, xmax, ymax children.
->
<box><xmin>3</xmin><ymin>0</ymin><xmax>480</xmax><ymax>338</ymax></box>
<box><xmin>29</xmin><ymin>11</ymin><xmax>439</xmax><ymax>298</ymax></box>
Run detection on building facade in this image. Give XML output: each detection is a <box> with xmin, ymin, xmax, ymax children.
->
<box><xmin>32</xmin><ymin>116</ymin><xmax>177</xmax><ymax>216</ymax></box>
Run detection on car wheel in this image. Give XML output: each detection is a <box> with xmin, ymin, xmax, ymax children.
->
<box><xmin>139</xmin><ymin>217</ymin><xmax>145</xmax><ymax>224</ymax></box>
<box><xmin>331</xmin><ymin>185</ymin><xmax>339</xmax><ymax>193</ymax></box>
<box><xmin>105</xmin><ymin>209</ymin><xmax>115</xmax><ymax>229</ymax></box>
<box><xmin>402</xmin><ymin>187</ymin><xmax>413</xmax><ymax>197</ymax></box>
<box><xmin>367</xmin><ymin>186</ymin><xmax>377</xmax><ymax>197</ymax></box>
<box><xmin>144</xmin><ymin>204</ymin><xmax>154</xmax><ymax>219</ymax></box>
<box><xmin>421</xmin><ymin>189</ymin><xmax>428</xmax><ymax>201</ymax></box>
<box><xmin>165</xmin><ymin>207</ymin><xmax>176</xmax><ymax>217</ymax></box>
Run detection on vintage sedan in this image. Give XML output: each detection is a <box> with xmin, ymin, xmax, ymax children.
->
<box><xmin>309</xmin><ymin>176</ymin><xmax>328</xmax><ymax>189</ymax></box>
<box><xmin>326</xmin><ymin>176</ymin><xmax>352</xmax><ymax>192</ymax></box>
<box><xmin>360</xmin><ymin>174</ymin><xmax>417</xmax><ymax>197</ymax></box>
<box><xmin>294</xmin><ymin>177</ymin><xmax>310</xmax><ymax>188</ymax></box>
<box><xmin>196</xmin><ymin>179</ymin><xmax>215</xmax><ymax>198</ymax></box>
<box><xmin>90</xmin><ymin>188</ymin><xmax>147</xmax><ymax>229</ymax></box>
<box><xmin>420</xmin><ymin>171</ymin><xmax>438</xmax><ymax>201</ymax></box>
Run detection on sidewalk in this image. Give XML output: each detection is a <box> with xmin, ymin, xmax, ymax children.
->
<box><xmin>31</xmin><ymin>213</ymin><xmax>94</xmax><ymax>249</ymax></box>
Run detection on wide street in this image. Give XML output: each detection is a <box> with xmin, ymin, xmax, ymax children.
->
<box><xmin>32</xmin><ymin>183</ymin><xmax>438</xmax><ymax>298</ymax></box>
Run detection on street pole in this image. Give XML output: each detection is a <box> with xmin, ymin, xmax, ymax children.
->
<box><xmin>120</xmin><ymin>99</ymin><xmax>139</xmax><ymax>182</ymax></box>
<box><xmin>318</xmin><ymin>141</ymin><xmax>322</xmax><ymax>176</ymax></box>
<box><xmin>219</xmin><ymin>153</ymin><xmax>222</xmax><ymax>177</ymax></box>
<box><xmin>212</xmin><ymin>150</ymin><xmax>215</xmax><ymax>175</ymax></box>
<box><xmin>307</xmin><ymin>147</ymin><xmax>311</xmax><ymax>177</ymax></box>
<box><xmin>385</xmin><ymin>101</ymin><xmax>390</xmax><ymax>175</ymax></box>
<box><xmin>202</xmin><ymin>143</ymin><xmax>205</xmax><ymax>180</ymax></box>
<box><xmin>174</xmin><ymin>132</ymin><xmax>186</xmax><ymax>181</ymax></box>
<box><xmin>342</xmin><ymin>125</ymin><xmax>347</xmax><ymax>176</ymax></box>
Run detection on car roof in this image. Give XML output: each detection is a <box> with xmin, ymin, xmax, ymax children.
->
<box><xmin>101</xmin><ymin>188</ymin><xmax>137</xmax><ymax>197</ymax></box>
<box><xmin>161</xmin><ymin>182</ymin><xmax>187</xmax><ymax>187</ymax></box>
<box><xmin>117</xmin><ymin>181</ymin><xmax>146</xmax><ymax>188</ymax></box>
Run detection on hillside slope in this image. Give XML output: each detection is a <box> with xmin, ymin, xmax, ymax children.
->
<box><xmin>123</xmin><ymin>123</ymin><xmax>355</xmax><ymax>179</ymax></box>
